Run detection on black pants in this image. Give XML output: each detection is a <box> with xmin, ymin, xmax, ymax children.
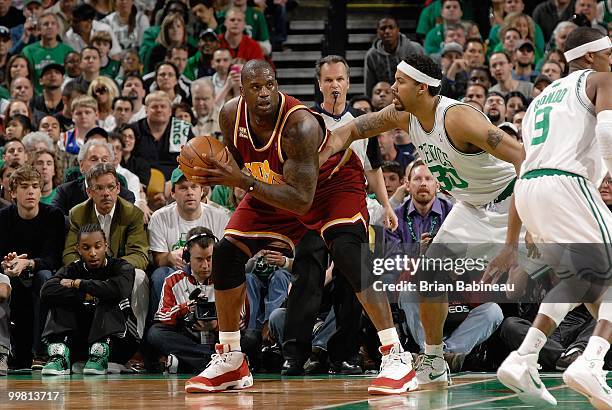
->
<box><xmin>147</xmin><ymin>323</ymin><xmax>213</xmax><ymax>373</ymax></box>
<box><xmin>43</xmin><ymin>303</ymin><xmax>137</xmax><ymax>364</ymax></box>
<box><xmin>8</xmin><ymin>271</ymin><xmax>51</xmax><ymax>368</ymax></box>
<box><xmin>326</xmin><ymin>273</ymin><xmax>363</xmax><ymax>362</ymax></box>
<box><xmin>283</xmin><ymin>225</ymin><xmax>368</xmax><ymax>362</ymax></box>
<box><xmin>499</xmin><ymin>306</ymin><xmax>596</xmax><ymax>370</ymax></box>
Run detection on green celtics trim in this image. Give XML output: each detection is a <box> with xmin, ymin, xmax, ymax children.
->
<box><xmin>521</xmin><ymin>168</ymin><xmax>584</xmax><ymax>180</ymax></box>
<box><xmin>577</xmin><ymin>178</ymin><xmax>612</xmax><ymax>277</ymax></box>
<box><xmin>493</xmin><ymin>178</ymin><xmax>516</xmax><ymax>203</ymax></box>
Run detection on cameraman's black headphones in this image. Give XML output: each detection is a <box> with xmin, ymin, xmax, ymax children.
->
<box><xmin>182</xmin><ymin>229</ymin><xmax>218</xmax><ymax>263</ymax></box>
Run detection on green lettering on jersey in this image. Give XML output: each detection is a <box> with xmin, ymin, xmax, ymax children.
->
<box><xmin>534</xmin><ymin>88</ymin><xmax>568</xmax><ymax>111</ymax></box>
<box><xmin>418</xmin><ymin>143</ymin><xmax>451</xmax><ymax>168</ymax></box>
<box><xmin>532</xmin><ymin>106</ymin><xmax>553</xmax><ymax>146</ymax></box>
<box><xmin>428</xmin><ymin>165</ymin><xmax>469</xmax><ymax>191</ymax></box>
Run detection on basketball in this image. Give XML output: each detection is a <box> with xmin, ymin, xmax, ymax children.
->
<box><xmin>178</xmin><ymin>135</ymin><xmax>229</xmax><ymax>178</ymax></box>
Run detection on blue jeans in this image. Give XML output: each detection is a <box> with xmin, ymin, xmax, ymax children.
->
<box><xmin>398</xmin><ymin>293</ymin><xmax>504</xmax><ymax>354</ymax></box>
<box><xmin>269</xmin><ymin>307</ymin><xmax>336</xmax><ymax>351</ymax></box>
<box><xmin>149</xmin><ymin>266</ymin><xmax>174</xmax><ymax>319</ymax></box>
<box><xmin>245</xmin><ymin>269</ymin><xmax>291</xmax><ymax>330</ymax></box>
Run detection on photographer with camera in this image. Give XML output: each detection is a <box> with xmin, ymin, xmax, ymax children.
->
<box><xmin>243</xmin><ymin>245</ymin><xmax>292</xmax><ymax>355</ymax></box>
<box><xmin>147</xmin><ymin>227</ymin><xmax>219</xmax><ymax>374</ymax></box>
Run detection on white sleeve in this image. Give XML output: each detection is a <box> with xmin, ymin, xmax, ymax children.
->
<box><xmin>148</xmin><ymin>211</ymin><xmax>169</xmax><ymax>252</ymax></box>
<box><xmin>137</xmin><ymin>14</ymin><xmax>150</xmax><ymax>46</ymax></box>
<box><xmin>214</xmin><ymin>210</ymin><xmax>231</xmax><ymax>239</ymax></box>
<box><xmin>366</xmin><ymin>197</ymin><xmax>385</xmax><ymax>227</ymax></box>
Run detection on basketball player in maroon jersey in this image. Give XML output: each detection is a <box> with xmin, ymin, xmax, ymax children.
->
<box><xmin>183</xmin><ymin>60</ymin><xmax>417</xmax><ymax>395</ymax></box>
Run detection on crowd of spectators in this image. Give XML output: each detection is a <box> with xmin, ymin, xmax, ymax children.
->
<box><xmin>0</xmin><ymin>0</ymin><xmax>611</xmax><ymax>377</ymax></box>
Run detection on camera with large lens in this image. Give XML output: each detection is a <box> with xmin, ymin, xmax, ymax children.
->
<box><xmin>183</xmin><ymin>288</ymin><xmax>217</xmax><ymax>330</ymax></box>
<box><xmin>253</xmin><ymin>255</ymin><xmax>275</xmax><ymax>279</ymax></box>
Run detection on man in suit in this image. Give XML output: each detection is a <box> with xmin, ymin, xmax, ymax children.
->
<box><xmin>52</xmin><ymin>139</ymin><xmax>135</xmax><ymax>216</ymax></box>
<box><xmin>63</xmin><ymin>163</ymin><xmax>149</xmax><ymax>340</ymax></box>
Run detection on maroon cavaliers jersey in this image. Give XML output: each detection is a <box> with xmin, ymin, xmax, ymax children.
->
<box><xmin>225</xmin><ymin>92</ymin><xmax>367</xmax><ymax>250</ymax></box>
<box><xmin>232</xmin><ymin>92</ymin><xmax>355</xmax><ymax>185</ymax></box>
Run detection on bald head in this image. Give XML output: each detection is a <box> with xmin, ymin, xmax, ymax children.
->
<box><xmin>240</xmin><ymin>59</ymin><xmax>279</xmax><ymax>117</ymax></box>
<box><xmin>241</xmin><ymin>59</ymin><xmax>276</xmax><ymax>84</ymax></box>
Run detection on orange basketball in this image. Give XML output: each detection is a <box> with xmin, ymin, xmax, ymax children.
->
<box><xmin>178</xmin><ymin>136</ymin><xmax>229</xmax><ymax>178</ymax></box>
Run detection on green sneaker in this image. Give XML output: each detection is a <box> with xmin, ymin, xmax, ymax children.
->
<box><xmin>83</xmin><ymin>342</ymin><xmax>110</xmax><ymax>375</ymax></box>
<box><xmin>41</xmin><ymin>343</ymin><xmax>71</xmax><ymax>376</ymax></box>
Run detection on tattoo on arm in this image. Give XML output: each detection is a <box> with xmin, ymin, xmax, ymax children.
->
<box><xmin>250</xmin><ymin>112</ymin><xmax>318</xmax><ymax>214</ymax></box>
<box><xmin>486</xmin><ymin>129</ymin><xmax>504</xmax><ymax>149</ymax></box>
<box><xmin>355</xmin><ymin>112</ymin><xmax>387</xmax><ymax>137</ymax></box>
<box><xmin>353</xmin><ymin>105</ymin><xmax>402</xmax><ymax>138</ymax></box>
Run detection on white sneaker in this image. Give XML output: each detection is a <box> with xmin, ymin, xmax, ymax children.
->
<box><xmin>185</xmin><ymin>344</ymin><xmax>253</xmax><ymax>393</ymax></box>
<box><xmin>497</xmin><ymin>351</ymin><xmax>557</xmax><ymax>406</ymax></box>
<box><xmin>165</xmin><ymin>354</ymin><xmax>178</xmax><ymax>375</ymax></box>
<box><xmin>415</xmin><ymin>354</ymin><xmax>451</xmax><ymax>389</ymax></box>
<box><xmin>563</xmin><ymin>355</ymin><xmax>612</xmax><ymax>410</ymax></box>
<box><xmin>368</xmin><ymin>344</ymin><xmax>418</xmax><ymax>395</ymax></box>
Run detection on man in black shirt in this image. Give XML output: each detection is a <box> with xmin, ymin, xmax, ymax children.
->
<box><xmin>131</xmin><ymin>91</ymin><xmax>194</xmax><ymax>180</ymax></box>
<box><xmin>40</xmin><ymin>223</ymin><xmax>138</xmax><ymax>376</ymax></box>
<box><xmin>0</xmin><ymin>1</ymin><xmax>25</xmax><ymax>30</ymax></box>
<box><xmin>31</xmin><ymin>63</ymin><xmax>64</xmax><ymax>125</ymax></box>
<box><xmin>0</xmin><ymin>165</ymin><xmax>64</xmax><ymax>370</ymax></box>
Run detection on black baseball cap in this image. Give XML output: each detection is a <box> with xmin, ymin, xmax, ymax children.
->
<box><xmin>0</xmin><ymin>26</ymin><xmax>10</xmax><ymax>39</ymax></box>
<box><xmin>41</xmin><ymin>63</ymin><xmax>65</xmax><ymax>77</ymax></box>
<box><xmin>85</xmin><ymin>127</ymin><xmax>109</xmax><ymax>142</ymax></box>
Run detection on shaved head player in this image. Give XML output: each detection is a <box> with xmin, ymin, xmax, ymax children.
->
<box><xmin>184</xmin><ymin>60</ymin><xmax>417</xmax><ymax>395</ymax></box>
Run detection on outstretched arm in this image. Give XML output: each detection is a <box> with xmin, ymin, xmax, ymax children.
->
<box><xmin>319</xmin><ymin>104</ymin><xmax>409</xmax><ymax>165</ymax></box>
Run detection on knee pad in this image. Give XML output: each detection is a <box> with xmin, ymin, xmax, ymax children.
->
<box><xmin>539</xmin><ymin>302</ymin><xmax>581</xmax><ymax>326</ymax></box>
<box><xmin>212</xmin><ymin>238</ymin><xmax>249</xmax><ymax>290</ymax></box>
<box><xmin>325</xmin><ymin>224</ymin><xmax>373</xmax><ymax>292</ymax></box>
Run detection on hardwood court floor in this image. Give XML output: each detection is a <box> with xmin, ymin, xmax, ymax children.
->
<box><xmin>0</xmin><ymin>372</ymin><xmax>603</xmax><ymax>409</ymax></box>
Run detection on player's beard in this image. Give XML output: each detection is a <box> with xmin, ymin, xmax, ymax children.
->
<box><xmin>393</xmin><ymin>95</ymin><xmax>407</xmax><ymax>111</ymax></box>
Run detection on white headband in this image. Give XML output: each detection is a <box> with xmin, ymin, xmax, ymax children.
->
<box><xmin>397</xmin><ymin>61</ymin><xmax>442</xmax><ymax>87</ymax></box>
<box><xmin>564</xmin><ymin>36</ymin><xmax>612</xmax><ymax>62</ymax></box>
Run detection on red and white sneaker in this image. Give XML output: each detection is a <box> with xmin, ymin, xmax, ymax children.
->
<box><xmin>368</xmin><ymin>344</ymin><xmax>418</xmax><ymax>395</ymax></box>
<box><xmin>185</xmin><ymin>344</ymin><xmax>253</xmax><ymax>393</ymax></box>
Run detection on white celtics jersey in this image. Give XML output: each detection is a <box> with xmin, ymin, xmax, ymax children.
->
<box><xmin>521</xmin><ymin>69</ymin><xmax>604</xmax><ymax>184</ymax></box>
<box><xmin>409</xmin><ymin>96</ymin><xmax>516</xmax><ymax>207</ymax></box>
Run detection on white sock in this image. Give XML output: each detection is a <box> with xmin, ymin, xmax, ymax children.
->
<box><xmin>219</xmin><ymin>331</ymin><xmax>241</xmax><ymax>352</ymax></box>
<box><xmin>378</xmin><ymin>327</ymin><xmax>401</xmax><ymax>347</ymax></box>
<box><xmin>424</xmin><ymin>343</ymin><xmax>444</xmax><ymax>357</ymax></box>
<box><xmin>583</xmin><ymin>336</ymin><xmax>610</xmax><ymax>361</ymax></box>
<box><xmin>518</xmin><ymin>327</ymin><xmax>547</xmax><ymax>356</ymax></box>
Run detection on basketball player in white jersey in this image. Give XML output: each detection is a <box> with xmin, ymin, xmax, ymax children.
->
<box><xmin>495</xmin><ymin>27</ymin><xmax>612</xmax><ymax>409</ymax></box>
<box><xmin>320</xmin><ymin>54</ymin><xmax>526</xmax><ymax>388</ymax></box>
